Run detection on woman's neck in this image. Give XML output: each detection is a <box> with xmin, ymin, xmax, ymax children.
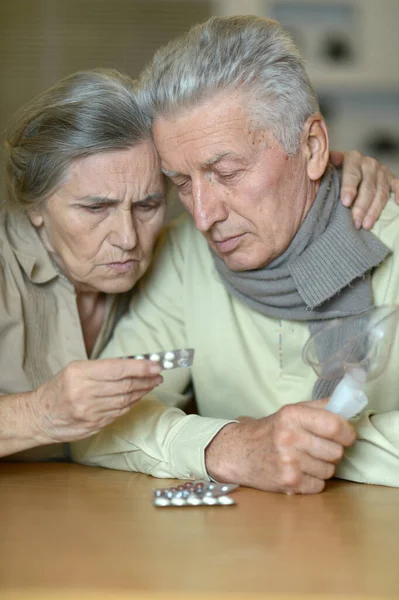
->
<box><xmin>76</xmin><ymin>291</ymin><xmax>106</xmax><ymax>357</ymax></box>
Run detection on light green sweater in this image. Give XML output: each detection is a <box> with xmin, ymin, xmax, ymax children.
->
<box><xmin>72</xmin><ymin>198</ymin><xmax>399</xmax><ymax>487</ymax></box>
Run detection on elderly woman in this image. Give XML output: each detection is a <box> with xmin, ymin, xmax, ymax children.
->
<box><xmin>1</xmin><ymin>66</ymin><xmax>395</xmax><ymax>465</ymax></box>
<box><xmin>1</xmin><ymin>69</ymin><xmax>165</xmax><ymax>460</ymax></box>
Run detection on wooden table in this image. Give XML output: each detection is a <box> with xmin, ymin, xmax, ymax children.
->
<box><xmin>1</xmin><ymin>463</ymin><xmax>399</xmax><ymax>600</ymax></box>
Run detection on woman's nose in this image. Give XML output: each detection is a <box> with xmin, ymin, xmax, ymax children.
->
<box><xmin>110</xmin><ymin>210</ymin><xmax>137</xmax><ymax>250</ymax></box>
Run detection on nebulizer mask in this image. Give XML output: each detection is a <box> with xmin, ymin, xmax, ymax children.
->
<box><xmin>302</xmin><ymin>305</ymin><xmax>399</xmax><ymax>419</ymax></box>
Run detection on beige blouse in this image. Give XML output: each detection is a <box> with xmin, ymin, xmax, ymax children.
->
<box><xmin>0</xmin><ymin>209</ymin><xmax>130</xmax><ymax>461</ymax></box>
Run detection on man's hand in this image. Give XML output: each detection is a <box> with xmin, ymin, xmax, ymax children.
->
<box><xmin>205</xmin><ymin>400</ymin><xmax>356</xmax><ymax>495</ymax></box>
<box><xmin>331</xmin><ymin>150</ymin><xmax>399</xmax><ymax>230</ymax></box>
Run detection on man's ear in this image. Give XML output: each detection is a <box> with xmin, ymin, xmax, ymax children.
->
<box><xmin>302</xmin><ymin>114</ymin><xmax>329</xmax><ymax>181</ymax></box>
<box><xmin>28</xmin><ymin>209</ymin><xmax>44</xmax><ymax>228</ymax></box>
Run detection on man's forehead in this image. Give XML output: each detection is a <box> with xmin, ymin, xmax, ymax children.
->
<box><xmin>153</xmin><ymin>93</ymin><xmax>253</xmax><ymax>140</ymax></box>
<box><xmin>153</xmin><ymin>102</ymin><xmax>265</xmax><ymax>173</ymax></box>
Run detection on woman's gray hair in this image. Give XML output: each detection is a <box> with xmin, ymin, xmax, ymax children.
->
<box><xmin>138</xmin><ymin>15</ymin><xmax>319</xmax><ymax>155</ymax></box>
<box><xmin>4</xmin><ymin>69</ymin><xmax>152</xmax><ymax>212</ymax></box>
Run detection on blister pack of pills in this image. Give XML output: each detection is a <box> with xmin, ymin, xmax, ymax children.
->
<box><xmin>127</xmin><ymin>348</ymin><xmax>195</xmax><ymax>370</ymax></box>
<box><xmin>153</xmin><ymin>480</ymin><xmax>239</xmax><ymax>507</ymax></box>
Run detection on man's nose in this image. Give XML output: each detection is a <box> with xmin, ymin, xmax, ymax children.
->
<box><xmin>110</xmin><ymin>209</ymin><xmax>137</xmax><ymax>250</ymax></box>
<box><xmin>191</xmin><ymin>179</ymin><xmax>228</xmax><ymax>233</ymax></box>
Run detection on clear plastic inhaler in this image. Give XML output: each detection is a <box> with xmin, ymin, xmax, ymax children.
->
<box><xmin>302</xmin><ymin>305</ymin><xmax>399</xmax><ymax>419</ymax></box>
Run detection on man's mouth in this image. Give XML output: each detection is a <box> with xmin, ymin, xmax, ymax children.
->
<box><xmin>213</xmin><ymin>234</ymin><xmax>246</xmax><ymax>253</ymax></box>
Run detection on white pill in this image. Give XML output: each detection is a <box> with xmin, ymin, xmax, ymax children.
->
<box><xmin>164</xmin><ymin>351</ymin><xmax>176</xmax><ymax>361</ymax></box>
<box><xmin>170</xmin><ymin>498</ymin><xmax>186</xmax><ymax>506</ymax></box>
<box><xmin>163</xmin><ymin>360</ymin><xmax>174</xmax><ymax>369</ymax></box>
<box><xmin>154</xmin><ymin>497</ymin><xmax>170</xmax><ymax>507</ymax></box>
<box><xmin>186</xmin><ymin>495</ymin><xmax>202</xmax><ymax>506</ymax></box>
<box><xmin>217</xmin><ymin>496</ymin><xmax>235</xmax><ymax>505</ymax></box>
<box><xmin>202</xmin><ymin>496</ymin><xmax>217</xmax><ymax>505</ymax></box>
<box><xmin>134</xmin><ymin>355</ymin><xmax>145</xmax><ymax>360</ymax></box>
<box><xmin>149</xmin><ymin>354</ymin><xmax>161</xmax><ymax>362</ymax></box>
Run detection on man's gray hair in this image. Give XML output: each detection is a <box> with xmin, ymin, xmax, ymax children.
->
<box><xmin>4</xmin><ymin>69</ymin><xmax>152</xmax><ymax>212</ymax></box>
<box><xmin>138</xmin><ymin>15</ymin><xmax>319</xmax><ymax>155</ymax></box>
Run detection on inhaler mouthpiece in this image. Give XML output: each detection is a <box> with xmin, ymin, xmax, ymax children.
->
<box><xmin>325</xmin><ymin>369</ymin><xmax>368</xmax><ymax>419</ymax></box>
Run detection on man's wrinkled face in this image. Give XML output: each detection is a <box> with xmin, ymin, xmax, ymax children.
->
<box><xmin>29</xmin><ymin>142</ymin><xmax>166</xmax><ymax>293</ymax></box>
<box><xmin>153</xmin><ymin>91</ymin><xmax>316</xmax><ymax>271</ymax></box>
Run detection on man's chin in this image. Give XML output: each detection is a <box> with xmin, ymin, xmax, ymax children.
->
<box><xmin>221</xmin><ymin>253</ymin><xmax>258</xmax><ymax>272</ymax></box>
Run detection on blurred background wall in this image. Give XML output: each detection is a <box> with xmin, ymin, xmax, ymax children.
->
<box><xmin>1</xmin><ymin>0</ymin><xmax>398</xmax><ymax>206</ymax></box>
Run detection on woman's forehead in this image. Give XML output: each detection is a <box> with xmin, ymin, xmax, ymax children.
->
<box><xmin>56</xmin><ymin>145</ymin><xmax>162</xmax><ymax>199</ymax></box>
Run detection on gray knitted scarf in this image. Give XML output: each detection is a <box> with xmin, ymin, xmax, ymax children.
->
<box><xmin>213</xmin><ymin>165</ymin><xmax>391</xmax><ymax>398</ymax></box>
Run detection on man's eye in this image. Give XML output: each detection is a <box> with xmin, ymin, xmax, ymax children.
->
<box><xmin>175</xmin><ymin>180</ymin><xmax>191</xmax><ymax>193</ymax></box>
<box><xmin>219</xmin><ymin>171</ymin><xmax>240</xmax><ymax>181</ymax></box>
<box><xmin>133</xmin><ymin>201</ymin><xmax>160</xmax><ymax>212</ymax></box>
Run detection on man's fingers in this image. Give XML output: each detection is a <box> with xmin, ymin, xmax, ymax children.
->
<box><xmin>294</xmin><ymin>475</ymin><xmax>327</xmax><ymax>495</ymax></box>
<box><xmin>300</xmin><ymin>453</ymin><xmax>336</xmax><ymax>481</ymax></box>
<box><xmin>282</xmin><ymin>471</ymin><xmax>326</xmax><ymax>495</ymax></box>
<box><xmin>293</xmin><ymin>404</ymin><xmax>356</xmax><ymax>447</ymax></box>
<box><xmin>298</xmin><ymin>430</ymin><xmax>345</xmax><ymax>464</ymax></box>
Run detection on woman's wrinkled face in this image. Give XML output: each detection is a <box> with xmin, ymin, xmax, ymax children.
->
<box><xmin>29</xmin><ymin>142</ymin><xmax>166</xmax><ymax>293</ymax></box>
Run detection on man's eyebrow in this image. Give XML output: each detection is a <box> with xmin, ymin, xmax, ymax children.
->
<box><xmin>161</xmin><ymin>152</ymin><xmax>244</xmax><ymax>177</ymax></box>
<box><xmin>201</xmin><ymin>152</ymin><xmax>244</xmax><ymax>168</ymax></box>
<box><xmin>134</xmin><ymin>192</ymin><xmax>165</xmax><ymax>203</ymax></box>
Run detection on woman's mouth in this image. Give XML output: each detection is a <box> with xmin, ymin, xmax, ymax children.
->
<box><xmin>107</xmin><ymin>260</ymin><xmax>137</xmax><ymax>273</ymax></box>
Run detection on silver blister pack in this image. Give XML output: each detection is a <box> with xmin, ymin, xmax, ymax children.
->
<box><xmin>127</xmin><ymin>348</ymin><xmax>195</xmax><ymax>370</ymax></box>
<box><xmin>153</xmin><ymin>480</ymin><xmax>238</xmax><ymax>507</ymax></box>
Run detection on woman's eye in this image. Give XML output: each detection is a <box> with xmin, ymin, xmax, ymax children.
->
<box><xmin>86</xmin><ymin>204</ymin><xmax>106</xmax><ymax>213</ymax></box>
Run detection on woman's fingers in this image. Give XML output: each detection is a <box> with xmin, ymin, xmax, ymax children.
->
<box><xmin>90</xmin><ymin>357</ymin><xmax>163</xmax><ymax>380</ymax></box>
<box><xmin>329</xmin><ymin>150</ymin><xmax>345</xmax><ymax>170</ymax></box>
<box><xmin>335</xmin><ymin>150</ymin><xmax>398</xmax><ymax>229</ymax></box>
<box><xmin>361</xmin><ymin>173</ymin><xmax>392</xmax><ymax>229</ymax></box>
<box><xmin>341</xmin><ymin>152</ymin><xmax>380</xmax><ymax>220</ymax></box>
<box><xmin>61</xmin><ymin>358</ymin><xmax>162</xmax><ymax>391</ymax></box>
<box><xmin>92</xmin><ymin>375</ymin><xmax>163</xmax><ymax>400</ymax></box>
<box><xmin>56</xmin><ymin>358</ymin><xmax>163</xmax><ymax>418</ymax></box>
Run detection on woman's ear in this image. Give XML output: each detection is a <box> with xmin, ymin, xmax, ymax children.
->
<box><xmin>28</xmin><ymin>209</ymin><xmax>44</xmax><ymax>228</ymax></box>
<box><xmin>302</xmin><ymin>114</ymin><xmax>330</xmax><ymax>181</ymax></box>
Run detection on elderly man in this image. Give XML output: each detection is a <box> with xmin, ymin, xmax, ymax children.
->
<box><xmin>73</xmin><ymin>16</ymin><xmax>399</xmax><ymax>494</ymax></box>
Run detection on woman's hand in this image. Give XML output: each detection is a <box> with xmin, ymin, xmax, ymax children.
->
<box><xmin>331</xmin><ymin>150</ymin><xmax>399</xmax><ymax>230</ymax></box>
<box><xmin>31</xmin><ymin>358</ymin><xmax>163</xmax><ymax>443</ymax></box>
